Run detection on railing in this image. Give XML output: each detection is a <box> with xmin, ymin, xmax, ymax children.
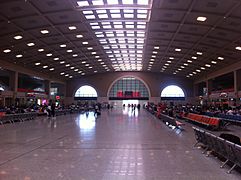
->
<box><xmin>193</xmin><ymin>127</ymin><xmax>241</xmax><ymax>174</ymax></box>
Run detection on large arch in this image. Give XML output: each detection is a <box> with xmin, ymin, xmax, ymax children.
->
<box><xmin>108</xmin><ymin>76</ymin><xmax>150</xmax><ymax>100</ymax></box>
<box><xmin>161</xmin><ymin>85</ymin><xmax>185</xmax><ymax>100</ymax></box>
<box><xmin>74</xmin><ymin>85</ymin><xmax>98</xmax><ymax>100</ymax></box>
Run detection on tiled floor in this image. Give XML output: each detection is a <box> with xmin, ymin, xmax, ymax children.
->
<box><xmin>0</xmin><ymin>108</ymin><xmax>240</xmax><ymax>180</ymax></box>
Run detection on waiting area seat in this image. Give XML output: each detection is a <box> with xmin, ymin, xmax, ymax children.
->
<box><xmin>0</xmin><ymin>112</ymin><xmax>37</xmax><ymax>124</ymax></box>
<box><xmin>184</xmin><ymin>113</ymin><xmax>221</xmax><ymax>130</ymax></box>
<box><xmin>204</xmin><ymin>112</ymin><xmax>241</xmax><ymax>123</ymax></box>
<box><xmin>193</xmin><ymin>127</ymin><xmax>241</xmax><ymax>174</ymax></box>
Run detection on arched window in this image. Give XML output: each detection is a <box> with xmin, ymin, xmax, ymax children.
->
<box><xmin>75</xmin><ymin>85</ymin><xmax>97</xmax><ymax>97</ymax></box>
<box><xmin>109</xmin><ymin>77</ymin><xmax>149</xmax><ymax>100</ymax></box>
<box><xmin>161</xmin><ymin>85</ymin><xmax>185</xmax><ymax>99</ymax></box>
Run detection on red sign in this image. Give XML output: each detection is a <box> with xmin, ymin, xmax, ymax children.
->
<box><xmin>56</xmin><ymin>96</ymin><xmax>60</xmax><ymax>100</ymax></box>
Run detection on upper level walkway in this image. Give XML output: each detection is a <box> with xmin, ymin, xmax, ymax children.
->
<box><xmin>0</xmin><ymin>107</ymin><xmax>240</xmax><ymax>180</ymax></box>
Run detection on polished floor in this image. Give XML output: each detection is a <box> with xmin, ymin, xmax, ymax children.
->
<box><xmin>0</xmin><ymin>108</ymin><xmax>240</xmax><ymax>180</ymax></box>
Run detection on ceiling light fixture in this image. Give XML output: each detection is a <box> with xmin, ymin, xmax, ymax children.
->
<box><xmin>3</xmin><ymin>49</ymin><xmax>11</xmax><ymax>53</ymax></box>
<box><xmin>40</xmin><ymin>29</ymin><xmax>49</xmax><ymax>34</ymax></box>
<box><xmin>197</xmin><ymin>16</ymin><xmax>207</xmax><ymax>22</ymax></box>
<box><xmin>14</xmin><ymin>35</ymin><xmax>23</xmax><ymax>40</ymax></box>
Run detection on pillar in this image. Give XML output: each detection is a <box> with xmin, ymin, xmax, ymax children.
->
<box><xmin>9</xmin><ymin>71</ymin><xmax>18</xmax><ymax>105</ymax></box>
<box><xmin>44</xmin><ymin>80</ymin><xmax>51</xmax><ymax>99</ymax></box>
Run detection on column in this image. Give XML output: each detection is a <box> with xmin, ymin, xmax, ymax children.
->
<box><xmin>9</xmin><ymin>71</ymin><xmax>18</xmax><ymax>104</ymax></box>
<box><xmin>235</xmin><ymin>70</ymin><xmax>241</xmax><ymax>105</ymax></box>
<box><xmin>44</xmin><ymin>80</ymin><xmax>51</xmax><ymax>99</ymax></box>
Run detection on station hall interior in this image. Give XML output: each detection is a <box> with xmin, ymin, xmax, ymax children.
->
<box><xmin>0</xmin><ymin>0</ymin><xmax>241</xmax><ymax>179</ymax></box>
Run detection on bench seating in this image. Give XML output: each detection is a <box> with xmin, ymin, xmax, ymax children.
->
<box><xmin>193</xmin><ymin>127</ymin><xmax>241</xmax><ymax>174</ymax></box>
<box><xmin>0</xmin><ymin>112</ymin><xmax>38</xmax><ymax>124</ymax></box>
<box><xmin>184</xmin><ymin>113</ymin><xmax>220</xmax><ymax>129</ymax></box>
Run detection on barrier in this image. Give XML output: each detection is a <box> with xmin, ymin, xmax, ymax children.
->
<box><xmin>160</xmin><ymin>113</ymin><xmax>184</xmax><ymax>130</ymax></box>
<box><xmin>193</xmin><ymin>127</ymin><xmax>241</xmax><ymax>173</ymax></box>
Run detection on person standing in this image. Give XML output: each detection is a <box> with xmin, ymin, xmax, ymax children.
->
<box><xmin>51</xmin><ymin>101</ymin><xmax>56</xmax><ymax>117</ymax></box>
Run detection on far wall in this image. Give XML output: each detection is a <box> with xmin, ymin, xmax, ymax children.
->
<box><xmin>65</xmin><ymin>72</ymin><xmax>194</xmax><ymax>104</ymax></box>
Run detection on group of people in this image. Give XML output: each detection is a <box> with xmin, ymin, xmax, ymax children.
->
<box><xmin>145</xmin><ymin>102</ymin><xmax>241</xmax><ymax>118</ymax></box>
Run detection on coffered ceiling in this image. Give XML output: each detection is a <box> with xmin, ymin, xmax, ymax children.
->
<box><xmin>0</xmin><ymin>0</ymin><xmax>241</xmax><ymax>79</ymax></box>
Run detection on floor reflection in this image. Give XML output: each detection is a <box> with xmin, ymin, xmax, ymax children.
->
<box><xmin>122</xmin><ymin>107</ymin><xmax>139</xmax><ymax>117</ymax></box>
<box><xmin>75</xmin><ymin>112</ymin><xmax>96</xmax><ymax>130</ymax></box>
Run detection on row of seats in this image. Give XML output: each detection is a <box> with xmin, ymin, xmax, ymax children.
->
<box><xmin>205</xmin><ymin>112</ymin><xmax>241</xmax><ymax>123</ymax></box>
<box><xmin>193</xmin><ymin>127</ymin><xmax>241</xmax><ymax>174</ymax></box>
<box><xmin>0</xmin><ymin>113</ymin><xmax>38</xmax><ymax>124</ymax></box>
<box><xmin>0</xmin><ymin>108</ymin><xmax>86</xmax><ymax>125</ymax></box>
<box><xmin>184</xmin><ymin>113</ymin><xmax>220</xmax><ymax>129</ymax></box>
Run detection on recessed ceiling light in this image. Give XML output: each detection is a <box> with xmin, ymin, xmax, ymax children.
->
<box><xmin>107</xmin><ymin>0</ymin><xmax>118</xmax><ymax>5</ymax></box>
<box><xmin>87</xmin><ymin>47</ymin><xmax>93</xmax><ymax>50</ymax></box>
<box><xmin>77</xmin><ymin>1</ymin><xmax>89</xmax><ymax>6</ymax></box>
<box><xmin>14</xmin><ymin>35</ymin><xmax>23</xmax><ymax>40</ymax></box>
<box><xmin>76</xmin><ymin>34</ymin><xmax>83</xmax><ymax>38</ymax></box>
<box><xmin>70</xmin><ymin>66</ymin><xmax>75</xmax><ymax>69</ymax></box>
<box><xmin>43</xmin><ymin>65</ymin><xmax>48</xmax><ymax>69</ymax></box>
<box><xmin>154</xmin><ymin>46</ymin><xmax>159</xmax><ymax>49</ymax></box>
<box><xmin>3</xmin><ymin>49</ymin><xmax>11</xmax><ymax>53</ymax></box>
<box><xmin>82</xmin><ymin>42</ymin><xmax>88</xmax><ymax>45</ymax></box>
<box><xmin>65</xmin><ymin>64</ymin><xmax>70</xmax><ymax>67</ymax></box>
<box><xmin>187</xmin><ymin>60</ymin><xmax>193</xmax><ymax>63</ymax></box>
<box><xmin>74</xmin><ymin>69</ymin><xmax>78</xmax><ymax>72</ymax></box>
<box><xmin>60</xmin><ymin>44</ymin><xmax>66</xmax><ymax>48</ymax></box>
<box><xmin>197</xmin><ymin>16</ymin><xmax>207</xmax><ymax>22</ymax></box>
<box><xmin>40</xmin><ymin>29</ymin><xmax>49</xmax><ymax>34</ymax></box>
<box><xmin>72</xmin><ymin>54</ymin><xmax>78</xmax><ymax>57</ymax></box>
<box><xmin>81</xmin><ymin>73</ymin><xmax>85</xmax><ymax>75</ymax></box>
<box><xmin>196</xmin><ymin>69</ymin><xmax>201</xmax><ymax>72</ymax></box>
<box><xmin>38</xmin><ymin>49</ymin><xmax>44</xmax><ymax>52</ymax></box>
<box><xmin>49</xmin><ymin>68</ymin><xmax>54</xmax><ymax>71</ymax></box>
<box><xmin>35</xmin><ymin>62</ymin><xmax>41</xmax><ymax>66</ymax></box>
<box><xmin>67</xmin><ymin>49</ymin><xmax>73</xmax><ymax>53</ymax></box>
<box><xmin>16</xmin><ymin>54</ymin><xmax>23</xmax><ymax>58</ymax></box>
<box><xmin>200</xmin><ymin>67</ymin><xmax>205</xmax><ymax>70</ymax></box>
<box><xmin>192</xmin><ymin>56</ymin><xmax>197</xmax><ymax>59</ymax></box>
<box><xmin>184</xmin><ymin>63</ymin><xmax>188</xmax><ymax>66</ymax></box>
<box><xmin>60</xmin><ymin>72</ymin><xmax>65</xmax><ymax>75</ymax></box>
<box><xmin>46</xmin><ymin>53</ymin><xmax>52</xmax><ymax>57</ymax></box>
<box><xmin>197</xmin><ymin>52</ymin><xmax>202</xmax><ymax>55</ymax></box>
<box><xmin>69</xmin><ymin>76</ymin><xmax>73</xmax><ymax>78</ymax></box>
<box><xmin>137</xmin><ymin>0</ymin><xmax>148</xmax><ymax>5</ymax></box>
<box><xmin>205</xmin><ymin>64</ymin><xmax>211</xmax><ymax>67</ymax></box>
<box><xmin>211</xmin><ymin>61</ymin><xmax>217</xmax><ymax>64</ymax></box>
<box><xmin>94</xmin><ymin>70</ymin><xmax>98</xmax><ymax>73</ymax></box>
<box><xmin>68</xmin><ymin>26</ymin><xmax>77</xmax><ymax>30</ymax></box>
<box><xmin>169</xmin><ymin>57</ymin><xmax>174</xmax><ymax>60</ymax></box>
<box><xmin>54</xmin><ymin>57</ymin><xmax>59</xmax><ymax>61</ymax></box>
<box><xmin>175</xmin><ymin>48</ymin><xmax>181</xmax><ymax>52</ymax></box>
<box><xmin>236</xmin><ymin>46</ymin><xmax>241</xmax><ymax>51</ymax></box>
<box><xmin>27</xmin><ymin>42</ymin><xmax>35</xmax><ymax>47</ymax></box>
<box><xmin>218</xmin><ymin>57</ymin><xmax>224</xmax><ymax>60</ymax></box>
<box><xmin>60</xmin><ymin>61</ymin><xmax>65</xmax><ymax>64</ymax></box>
<box><xmin>65</xmin><ymin>74</ymin><xmax>69</xmax><ymax>77</ymax></box>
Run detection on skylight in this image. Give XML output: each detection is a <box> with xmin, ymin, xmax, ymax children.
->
<box><xmin>79</xmin><ymin>0</ymin><xmax>151</xmax><ymax>71</ymax></box>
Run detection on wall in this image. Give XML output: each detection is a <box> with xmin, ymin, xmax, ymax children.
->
<box><xmin>65</xmin><ymin>72</ymin><xmax>194</xmax><ymax>104</ymax></box>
